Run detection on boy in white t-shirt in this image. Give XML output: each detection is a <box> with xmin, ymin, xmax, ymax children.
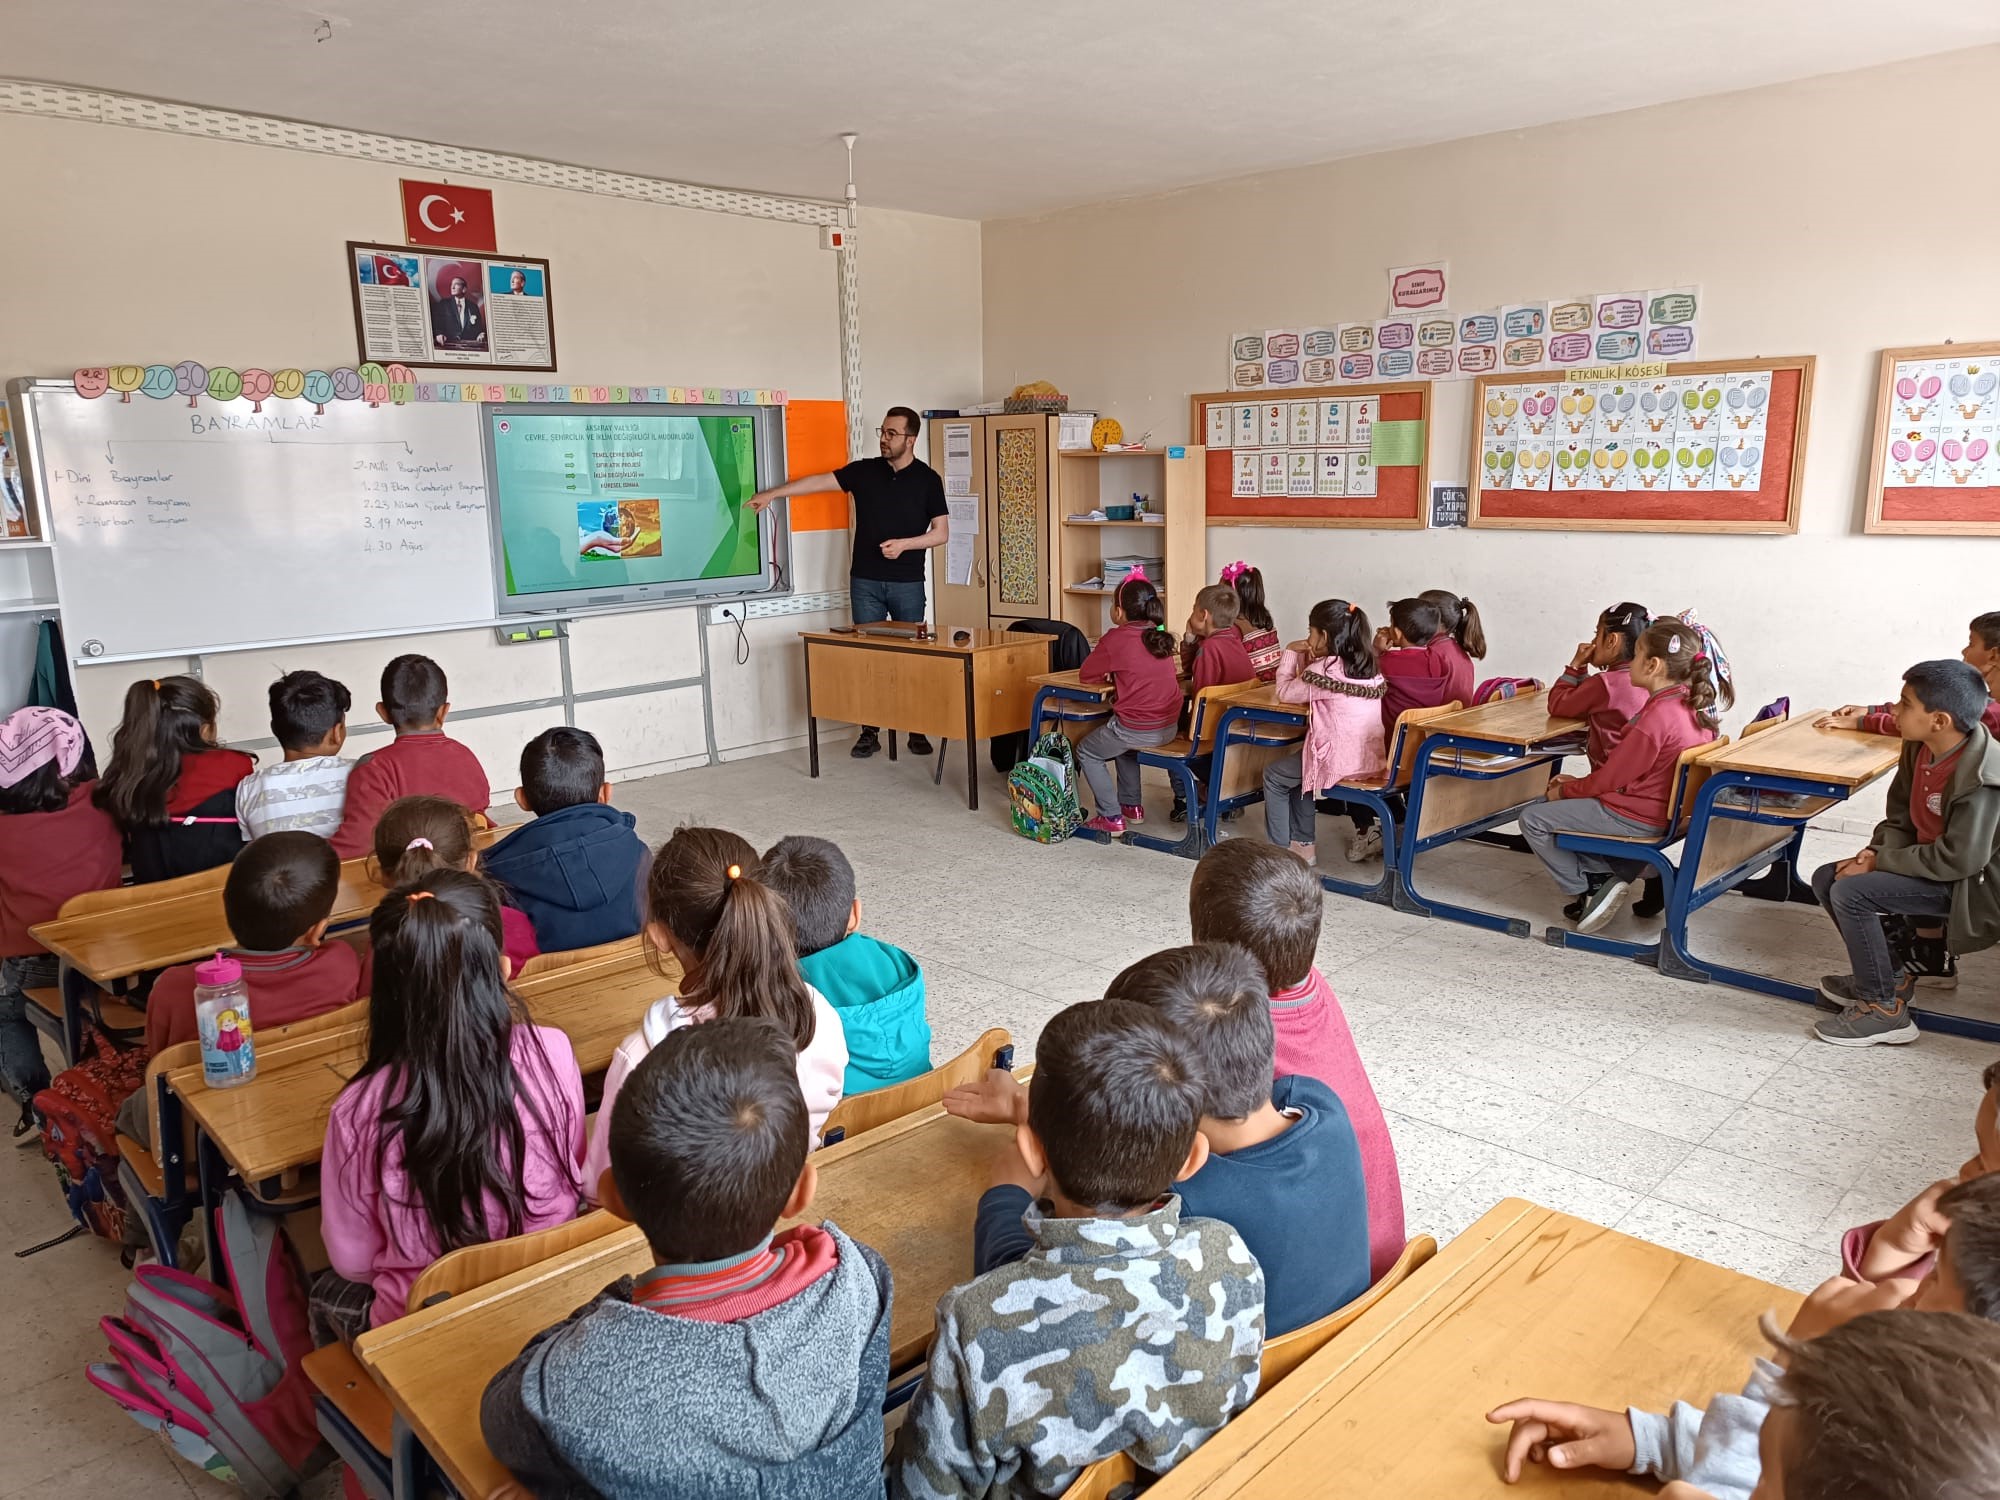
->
<box><xmin>236</xmin><ymin>670</ymin><xmax>353</xmax><ymax>841</ymax></box>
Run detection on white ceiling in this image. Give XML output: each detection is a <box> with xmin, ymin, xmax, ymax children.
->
<box><xmin>8</xmin><ymin>0</ymin><xmax>1998</xmax><ymax>219</ymax></box>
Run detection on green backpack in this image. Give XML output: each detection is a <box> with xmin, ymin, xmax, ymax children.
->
<box><xmin>1009</xmin><ymin>729</ymin><xmax>1085</xmax><ymax>844</ymax></box>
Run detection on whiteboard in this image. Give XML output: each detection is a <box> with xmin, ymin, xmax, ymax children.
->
<box><xmin>19</xmin><ymin>384</ymin><xmax>496</xmax><ymax>660</ymax></box>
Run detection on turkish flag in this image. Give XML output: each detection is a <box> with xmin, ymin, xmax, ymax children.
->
<box><xmin>371</xmin><ymin>255</ymin><xmax>410</xmax><ymax>287</ymax></box>
<box><xmin>400</xmin><ymin>179</ymin><xmax>497</xmax><ymax>252</ymax></box>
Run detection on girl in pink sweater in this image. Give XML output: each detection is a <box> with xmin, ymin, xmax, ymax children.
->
<box><xmin>585</xmin><ymin>827</ymin><xmax>847</xmax><ymax>1197</ymax></box>
<box><xmin>318</xmin><ymin>870</ymin><xmax>585</xmax><ymax>1340</ymax></box>
<box><xmin>1262</xmin><ymin>599</ymin><xmax>1387</xmax><ymax>861</ymax></box>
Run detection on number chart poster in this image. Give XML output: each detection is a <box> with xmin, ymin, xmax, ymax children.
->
<box><xmin>490</xmin><ymin>411</ymin><xmax>762</xmax><ymax>596</ymax></box>
<box><xmin>1868</xmin><ymin>344</ymin><xmax>2000</xmax><ymax>533</ymax></box>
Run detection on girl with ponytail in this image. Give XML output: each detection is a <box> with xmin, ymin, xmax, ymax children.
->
<box><xmin>371</xmin><ymin>795</ymin><xmax>540</xmax><ymax>972</ymax></box>
<box><xmin>1075</xmin><ymin>576</ymin><xmax>1185</xmax><ymax>836</ymax></box>
<box><xmin>1520</xmin><ymin>616</ymin><xmax>1731</xmax><ymax>934</ymax></box>
<box><xmin>583</xmin><ymin>826</ymin><xmax>848</xmax><ymax>1196</ymax></box>
<box><xmin>1548</xmin><ymin>602</ymin><xmax>1653</xmax><ymax>769</ymax></box>
<box><xmin>95</xmin><ymin>675</ymin><xmax>256</xmax><ymax>882</ymax></box>
<box><xmin>1220</xmin><ymin>561</ymin><xmax>1282</xmax><ymax>682</ymax></box>
<box><xmin>1418</xmin><ymin>588</ymin><xmax>1488</xmax><ymax>661</ymax></box>
<box><xmin>1263</xmin><ymin>599</ymin><xmax>1387</xmax><ymax>860</ymax></box>
<box><xmin>319</xmin><ymin>869</ymin><xmax>585</xmax><ymax>1338</ymax></box>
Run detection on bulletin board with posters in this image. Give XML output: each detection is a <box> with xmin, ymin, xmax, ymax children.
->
<box><xmin>1189</xmin><ymin>383</ymin><xmax>1430</xmax><ymax>529</ymax></box>
<box><xmin>1467</xmin><ymin>355</ymin><xmax>1813</xmax><ymax>534</ymax></box>
<box><xmin>1864</xmin><ymin>341</ymin><xmax>2000</xmax><ymax>535</ymax></box>
<box><xmin>347</xmin><ymin>241</ymin><xmax>558</xmax><ymax>372</ymax></box>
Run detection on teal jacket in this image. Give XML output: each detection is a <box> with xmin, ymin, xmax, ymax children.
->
<box><xmin>798</xmin><ymin>934</ymin><xmax>932</xmax><ymax>1095</ymax></box>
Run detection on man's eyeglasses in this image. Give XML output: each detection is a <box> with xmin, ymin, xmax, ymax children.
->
<box><xmin>875</xmin><ymin>427</ymin><xmax>912</xmax><ymax>439</ymax></box>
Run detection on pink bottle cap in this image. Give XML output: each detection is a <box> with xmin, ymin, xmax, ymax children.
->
<box><xmin>195</xmin><ymin>952</ymin><xmax>243</xmax><ymax>987</ymax></box>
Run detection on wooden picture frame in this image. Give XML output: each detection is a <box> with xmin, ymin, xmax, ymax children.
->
<box><xmin>1465</xmin><ymin>355</ymin><xmax>1812</xmax><ymax>534</ymax></box>
<box><xmin>346</xmin><ymin>241</ymin><xmax>559</xmax><ymax>374</ymax></box>
<box><xmin>1189</xmin><ymin>382</ymin><xmax>1431</xmax><ymax>530</ymax></box>
<box><xmin>1864</xmin><ymin>341</ymin><xmax>2000</xmax><ymax>535</ymax></box>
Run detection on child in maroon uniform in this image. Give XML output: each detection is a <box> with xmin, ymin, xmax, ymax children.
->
<box><xmin>95</xmin><ymin>676</ymin><xmax>256</xmax><ymax>882</ymax></box>
<box><xmin>331</xmin><ymin>654</ymin><xmax>491</xmax><ymax>858</ymax></box>
<box><xmin>1076</xmin><ymin>578</ymin><xmax>1183</xmax><ymax>837</ymax></box>
<box><xmin>1548</xmin><ymin>602</ymin><xmax>1653</xmax><ymax>770</ymax></box>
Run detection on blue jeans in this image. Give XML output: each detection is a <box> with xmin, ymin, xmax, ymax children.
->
<box><xmin>0</xmin><ymin>954</ymin><xmax>57</xmax><ymax>1106</ymax></box>
<box><xmin>850</xmin><ymin>578</ymin><xmax>927</xmax><ymax>735</ymax></box>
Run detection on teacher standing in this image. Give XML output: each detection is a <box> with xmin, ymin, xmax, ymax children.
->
<box><xmin>748</xmin><ymin>406</ymin><xmax>949</xmax><ymax>759</ymax></box>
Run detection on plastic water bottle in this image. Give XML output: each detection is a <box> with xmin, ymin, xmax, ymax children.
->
<box><xmin>194</xmin><ymin>953</ymin><xmax>256</xmax><ymax>1088</ymax></box>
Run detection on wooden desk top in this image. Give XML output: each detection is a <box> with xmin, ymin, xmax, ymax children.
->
<box><xmin>799</xmin><ymin>627</ymin><xmax>1046</xmax><ymax>657</ymax></box>
<box><xmin>1426</xmin><ymin>693</ymin><xmax>1584</xmax><ymax>748</ymax></box>
<box><xmin>174</xmin><ymin>952</ymin><xmax>674</xmax><ymax>1184</ymax></box>
<box><xmin>1148</xmin><ymin>1198</ymin><xmax>1800</xmax><ymax>1499</ymax></box>
<box><xmin>356</xmin><ymin>1104</ymin><xmax>1003</xmax><ymax>1500</ymax></box>
<box><xmin>1029</xmin><ymin>668</ymin><xmax>1114</xmax><ymax>696</ymax></box>
<box><xmin>1701</xmin><ymin>712</ymin><xmax>1903</xmax><ymax>788</ymax></box>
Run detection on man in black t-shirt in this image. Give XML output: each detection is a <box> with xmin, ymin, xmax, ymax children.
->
<box><xmin>749</xmin><ymin>406</ymin><xmax>950</xmax><ymax>758</ymax></box>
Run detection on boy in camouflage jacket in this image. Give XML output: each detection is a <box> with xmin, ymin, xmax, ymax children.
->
<box><xmin>888</xmin><ymin>999</ymin><xmax>1266</xmax><ymax>1499</ymax></box>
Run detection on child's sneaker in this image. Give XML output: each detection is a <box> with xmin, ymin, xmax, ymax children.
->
<box><xmin>1907</xmin><ymin>936</ymin><xmax>1959</xmax><ymax>990</ymax></box>
<box><xmin>1573</xmin><ymin>876</ymin><xmax>1632</xmax><ymax>934</ymax></box>
<box><xmin>1631</xmin><ymin>878</ymin><xmax>1665</xmax><ymax>919</ymax></box>
<box><xmin>1814</xmin><ymin>976</ymin><xmax>1920</xmax><ymax>1047</ymax></box>
<box><xmin>1081</xmin><ymin>813</ymin><xmax>1126</xmax><ymax>837</ymax></box>
<box><xmin>1169</xmin><ymin>796</ymin><xmax>1188</xmax><ymax>823</ymax></box>
<box><xmin>1121</xmin><ymin>803</ymin><xmax>1146</xmax><ymax>825</ymax></box>
<box><xmin>1345</xmin><ymin>826</ymin><xmax>1383</xmax><ymax>863</ymax></box>
<box><xmin>1816</xmin><ymin>973</ymin><xmax>1864</xmax><ymax>1012</ymax></box>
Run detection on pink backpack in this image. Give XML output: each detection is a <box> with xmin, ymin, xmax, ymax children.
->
<box><xmin>87</xmin><ymin>1190</ymin><xmax>326</xmax><ymax>1495</ymax></box>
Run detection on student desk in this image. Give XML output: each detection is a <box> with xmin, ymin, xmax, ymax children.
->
<box><xmin>354</xmin><ymin>1104</ymin><xmax>1006</xmax><ymax>1499</ymax></box>
<box><xmin>1028</xmin><ymin>667</ymin><xmax>1115</xmax><ymax>742</ymax></box>
<box><xmin>1201</xmin><ymin>681</ymin><xmax>1309</xmax><ymax>841</ymax></box>
<box><xmin>1148</xmin><ymin>1197</ymin><xmax>1800</xmax><ymax>1499</ymax></box>
<box><xmin>800</xmin><ymin>628</ymin><xmax>1051</xmax><ymax>810</ymax></box>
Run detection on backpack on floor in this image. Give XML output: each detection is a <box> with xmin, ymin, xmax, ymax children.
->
<box><xmin>1009</xmin><ymin>729</ymin><xmax>1085</xmax><ymax>844</ymax></box>
<box><xmin>36</xmin><ymin>1028</ymin><xmax>147</xmax><ymax>1249</ymax></box>
<box><xmin>87</xmin><ymin>1190</ymin><xmax>326</xmax><ymax>1497</ymax></box>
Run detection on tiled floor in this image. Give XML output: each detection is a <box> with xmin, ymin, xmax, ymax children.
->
<box><xmin>4</xmin><ymin>738</ymin><xmax>1995</xmax><ymax>1493</ymax></box>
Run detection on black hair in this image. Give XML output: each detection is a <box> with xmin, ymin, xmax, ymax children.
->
<box><xmin>1597</xmin><ymin>602</ymin><xmax>1651</xmax><ymax>664</ymax></box>
<box><xmin>518</xmin><ymin>726</ymin><xmax>605</xmax><ymax>816</ymax></box>
<box><xmin>224</xmin><ymin>831</ymin><xmax>340</xmax><ymax>950</ymax></box>
<box><xmin>1904</xmin><ymin>659</ymin><xmax>1990</xmax><ymax>734</ymax></box>
<box><xmin>380</xmin><ymin>654</ymin><xmax>449</xmax><ymax>732</ymax></box>
<box><xmin>1027</xmin><ymin>998</ymin><xmax>1207</xmax><ymax>1213</ymax></box>
<box><xmin>1972</xmin><ymin>612</ymin><xmax>2000</xmax><ymax>653</ymax></box>
<box><xmin>94</xmin><ymin>675</ymin><xmax>224</xmax><ymax>827</ymax></box>
<box><xmin>1105</xmin><ymin>944</ymin><xmax>1273</xmax><ymax>1120</ymax></box>
<box><xmin>1231</xmin><ymin>566</ymin><xmax>1275</xmax><ymax>634</ymax></box>
<box><xmin>1117</xmin><ymin>577</ymin><xmax>1178</xmax><ymax>659</ymax></box>
<box><xmin>1307</xmin><ymin>598</ymin><xmax>1379</xmax><ymax>680</ymax></box>
<box><xmin>268</xmin><ymin>670</ymin><xmax>352</xmax><ymax>754</ymax></box>
<box><xmin>1938</xmin><ymin>1173</ymin><xmax>2000</xmax><ymax>1323</ymax></box>
<box><xmin>609</xmin><ymin>1017</ymin><xmax>809</xmax><ymax>1263</ymax></box>
<box><xmin>0</xmin><ymin>718</ymin><xmax>98</xmax><ymax>817</ymax></box>
<box><xmin>646</xmin><ymin>827</ymin><xmax>816</xmax><ymax>1051</ymax></box>
<box><xmin>884</xmin><ymin>406</ymin><xmax>922</xmax><ymax>440</ymax></box>
<box><xmin>1635</xmin><ymin>620</ymin><xmax>1736</xmax><ymax>733</ymax></box>
<box><xmin>357</xmin><ymin>869</ymin><xmax>567</xmax><ymax>1255</ymax></box>
<box><xmin>1418</xmin><ymin>589</ymin><xmax>1487</xmax><ymax>659</ymax></box>
<box><xmin>373</xmin><ymin>795</ymin><xmax>477</xmax><ymax>883</ymax></box>
<box><xmin>1387</xmin><ymin>597</ymin><xmax>1444</xmax><ymax>647</ymax></box>
<box><xmin>1188</xmin><ymin>838</ymin><xmax>1323</xmax><ymax>990</ymax></box>
<box><xmin>758</xmin><ymin>835</ymin><xmax>856</xmax><ymax>958</ymax></box>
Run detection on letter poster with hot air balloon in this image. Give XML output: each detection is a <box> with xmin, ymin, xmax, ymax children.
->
<box><xmin>1467</xmin><ymin>355</ymin><xmax>1814</xmax><ymax>533</ymax></box>
<box><xmin>1866</xmin><ymin>342</ymin><xmax>2000</xmax><ymax>535</ymax></box>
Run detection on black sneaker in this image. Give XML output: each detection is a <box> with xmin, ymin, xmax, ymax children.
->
<box><xmin>1632</xmin><ymin>879</ymin><xmax>1665</xmax><ymax>919</ymax></box>
<box><xmin>906</xmin><ymin>733</ymin><xmax>934</xmax><ymax>756</ymax></box>
<box><xmin>1574</xmin><ymin>876</ymin><xmax>1633</xmax><ymax>934</ymax></box>
<box><xmin>1814</xmin><ymin>974</ymin><xmax>1921</xmax><ymax>1047</ymax></box>
<box><xmin>1907</xmin><ymin>936</ymin><xmax>1959</xmax><ymax>990</ymax></box>
<box><xmin>1562</xmin><ymin>877</ymin><xmax>1602</xmax><ymax>925</ymax></box>
<box><xmin>1169</xmin><ymin>797</ymin><xmax>1188</xmax><ymax>823</ymax></box>
<box><xmin>850</xmin><ymin>729</ymin><xmax>880</xmax><ymax>759</ymax></box>
<box><xmin>12</xmin><ymin>1101</ymin><xmax>38</xmax><ymax>1148</ymax></box>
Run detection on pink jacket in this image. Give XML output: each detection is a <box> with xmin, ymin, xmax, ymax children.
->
<box><xmin>1275</xmin><ymin>648</ymin><xmax>1388</xmax><ymax>793</ymax></box>
<box><xmin>584</xmin><ymin>984</ymin><xmax>848</xmax><ymax>1198</ymax></box>
<box><xmin>322</xmin><ymin>1023</ymin><xmax>587</xmax><ymax>1328</ymax></box>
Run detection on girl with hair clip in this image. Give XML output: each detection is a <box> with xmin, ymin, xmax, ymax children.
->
<box><xmin>369</xmin><ymin>795</ymin><xmax>540</xmax><ymax>974</ymax></box>
<box><xmin>1418</xmin><ymin>588</ymin><xmax>1488</xmax><ymax>663</ymax></box>
<box><xmin>316</xmin><ymin>869</ymin><xmax>585</xmax><ymax>1341</ymax></box>
<box><xmin>1519</xmin><ymin>616</ymin><xmax>1733</xmax><ymax>934</ymax></box>
<box><xmin>1262</xmin><ymin>600</ymin><xmax>1387</xmax><ymax>863</ymax></box>
<box><xmin>1075</xmin><ymin>575</ymin><xmax>1184</xmax><ymax>836</ymax></box>
<box><xmin>1221</xmin><ymin>561</ymin><xmax>1283</xmax><ymax>683</ymax></box>
<box><xmin>1548</xmin><ymin>602</ymin><xmax>1654</xmax><ymax>769</ymax></box>
<box><xmin>1343</xmin><ymin>597</ymin><xmax>1476</xmax><ymax>862</ymax></box>
<box><xmin>583</xmin><ymin>826</ymin><xmax>847</xmax><ymax>1197</ymax></box>
<box><xmin>94</xmin><ymin>675</ymin><xmax>256</xmax><ymax>882</ymax></box>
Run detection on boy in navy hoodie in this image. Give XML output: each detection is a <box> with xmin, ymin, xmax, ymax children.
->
<box><xmin>761</xmin><ymin>835</ymin><xmax>930</xmax><ymax>1094</ymax></box>
<box><xmin>482</xmin><ymin>727</ymin><xmax>647</xmax><ymax>952</ymax></box>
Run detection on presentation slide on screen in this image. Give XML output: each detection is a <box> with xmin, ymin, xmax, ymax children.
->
<box><xmin>491</xmin><ymin>412</ymin><xmax>761</xmax><ymax>597</ymax></box>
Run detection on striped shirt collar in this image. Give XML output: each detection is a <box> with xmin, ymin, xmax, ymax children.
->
<box><xmin>631</xmin><ymin>1234</ymin><xmax>781</xmax><ymax>1313</ymax></box>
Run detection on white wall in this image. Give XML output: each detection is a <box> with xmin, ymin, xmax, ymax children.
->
<box><xmin>984</xmin><ymin>47</ymin><xmax>2000</xmax><ymax>823</ymax></box>
<box><xmin>0</xmin><ymin>107</ymin><xmax>982</xmax><ymax>788</ymax></box>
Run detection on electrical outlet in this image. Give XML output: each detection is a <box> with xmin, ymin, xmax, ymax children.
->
<box><xmin>706</xmin><ymin>592</ymin><xmax>847</xmax><ymax>625</ymax></box>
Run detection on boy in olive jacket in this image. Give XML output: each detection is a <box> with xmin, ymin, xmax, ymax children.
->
<box><xmin>1812</xmin><ymin>659</ymin><xmax>2000</xmax><ymax>1047</ymax></box>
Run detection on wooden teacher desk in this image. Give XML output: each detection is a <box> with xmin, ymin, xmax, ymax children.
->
<box><xmin>1149</xmin><ymin>1197</ymin><xmax>1801</xmax><ymax>1499</ymax></box>
<box><xmin>800</xmin><ymin>627</ymin><xmax>1051</xmax><ymax>809</ymax></box>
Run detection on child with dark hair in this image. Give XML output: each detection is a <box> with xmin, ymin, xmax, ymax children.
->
<box><xmin>1417</xmin><ymin>587</ymin><xmax>1488</xmax><ymax>661</ymax></box>
<box><xmin>1548</xmin><ymin>602</ymin><xmax>1653</xmax><ymax>769</ymax></box>
<box><xmin>759</xmin><ymin>834</ymin><xmax>930</xmax><ymax>1094</ymax></box>
<box><xmin>0</xmin><ymin>708</ymin><xmax>120</xmax><ymax>1134</ymax></box>
<box><xmin>317</xmin><ymin>869</ymin><xmax>584</xmax><ymax>1341</ymax></box>
<box><xmin>1824</xmin><ymin>610</ymin><xmax>2000</xmax><ymax>740</ymax></box>
<box><xmin>235</xmin><ymin>670</ymin><xmax>353</xmax><ymax>840</ymax></box>
<box><xmin>1220</xmin><ymin>562</ymin><xmax>1282</xmax><ymax>683</ymax></box>
<box><xmin>585</xmin><ymin>827</ymin><xmax>847</xmax><ymax>1198</ymax></box>
<box><xmin>482</xmin><ymin>1019</ymin><xmax>894</xmax><ymax>1498</ymax></box>
<box><xmin>329</xmin><ymin>654</ymin><xmax>490</xmax><ymax>859</ymax></box>
<box><xmin>140</xmin><ymin>831</ymin><xmax>361</xmax><ymax>1055</ymax></box>
<box><xmin>1342</xmin><ymin>598</ymin><xmax>1475</xmax><ymax>862</ymax></box>
<box><xmin>1521</xmin><ymin>617</ymin><xmax>1730</xmax><ymax>936</ymax></box>
<box><xmin>1261</xmin><ymin>597</ymin><xmax>1386</xmax><ymax>861</ymax></box>
<box><xmin>1810</xmin><ymin>658</ymin><xmax>2000</xmax><ymax>1046</ymax></box>
<box><xmin>370</xmin><ymin>795</ymin><xmax>539</xmax><ymax>972</ymax></box>
<box><xmin>481</xmin><ymin>727</ymin><xmax>646</xmax><ymax>952</ymax></box>
<box><xmin>95</xmin><ymin>674</ymin><xmax>256</xmax><ymax>882</ymax></box>
<box><xmin>894</xmin><ymin>998</ymin><xmax>1263</xmax><ymax>1497</ymax></box>
<box><xmin>1188</xmin><ymin>838</ymin><xmax>1404</xmax><ymax>1279</ymax></box>
<box><xmin>1076</xmin><ymin>576</ymin><xmax>1184</xmax><ymax>836</ymax></box>
<box><xmin>1169</xmin><ymin>583</ymin><xmax>1259</xmax><ymax>824</ymax></box>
